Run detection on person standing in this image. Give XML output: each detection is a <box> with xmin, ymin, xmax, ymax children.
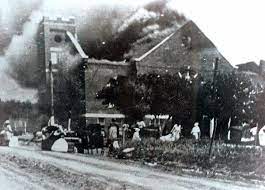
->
<box><xmin>4</xmin><ymin>120</ymin><xmax>13</xmax><ymax>141</ymax></box>
<box><xmin>122</xmin><ymin>123</ymin><xmax>129</xmax><ymax>146</ymax></box>
<box><xmin>108</xmin><ymin>119</ymin><xmax>119</xmax><ymax>155</ymax></box>
<box><xmin>0</xmin><ymin>120</ymin><xmax>13</xmax><ymax>145</ymax></box>
<box><xmin>132</xmin><ymin>128</ymin><xmax>141</xmax><ymax>142</ymax></box>
<box><xmin>172</xmin><ymin>123</ymin><xmax>181</xmax><ymax>141</ymax></box>
<box><xmin>191</xmin><ymin>122</ymin><xmax>201</xmax><ymax>141</ymax></box>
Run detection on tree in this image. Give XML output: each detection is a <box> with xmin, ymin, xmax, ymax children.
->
<box><xmin>96</xmin><ymin>67</ymin><xmax>203</xmax><ymax>131</ymax></box>
<box><xmin>97</xmin><ymin>69</ymin><xmax>258</xmax><ymax>139</ymax></box>
<box><xmin>202</xmin><ymin>72</ymin><xmax>255</xmax><ymax>139</ymax></box>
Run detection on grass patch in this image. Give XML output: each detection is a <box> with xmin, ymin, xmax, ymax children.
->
<box><xmin>119</xmin><ymin>138</ymin><xmax>265</xmax><ymax>179</ymax></box>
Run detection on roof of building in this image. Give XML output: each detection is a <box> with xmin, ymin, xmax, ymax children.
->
<box><xmin>42</xmin><ymin>16</ymin><xmax>75</xmax><ymax>24</ymax></box>
<box><xmin>85</xmin><ymin>58</ymin><xmax>129</xmax><ymax>66</ymax></box>
<box><xmin>66</xmin><ymin>31</ymin><xmax>88</xmax><ymax>59</ymax></box>
<box><xmin>236</xmin><ymin>61</ymin><xmax>260</xmax><ymax>74</ymax></box>
<box><xmin>236</xmin><ymin>61</ymin><xmax>258</xmax><ymax>68</ymax></box>
<box><xmin>82</xmin><ymin>113</ymin><xmax>125</xmax><ymax>118</ymax></box>
<box><xmin>131</xmin><ymin>20</ymin><xmax>232</xmax><ymax>69</ymax></box>
<box><xmin>134</xmin><ymin>32</ymin><xmax>175</xmax><ymax>62</ymax></box>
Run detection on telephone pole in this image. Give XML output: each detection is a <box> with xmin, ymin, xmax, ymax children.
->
<box><xmin>49</xmin><ymin>61</ymin><xmax>55</xmax><ymax>125</ymax></box>
<box><xmin>209</xmin><ymin>57</ymin><xmax>219</xmax><ymax>157</ymax></box>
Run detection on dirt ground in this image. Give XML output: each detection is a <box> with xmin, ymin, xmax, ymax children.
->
<box><xmin>0</xmin><ymin>146</ymin><xmax>264</xmax><ymax>190</ymax></box>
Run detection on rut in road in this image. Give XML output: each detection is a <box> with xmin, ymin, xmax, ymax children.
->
<box><xmin>0</xmin><ymin>147</ymin><xmax>265</xmax><ymax>190</ymax></box>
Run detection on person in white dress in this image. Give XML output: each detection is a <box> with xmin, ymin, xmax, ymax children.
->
<box><xmin>132</xmin><ymin>128</ymin><xmax>141</xmax><ymax>142</ymax></box>
<box><xmin>191</xmin><ymin>122</ymin><xmax>201</xmax><ymax>141</ymax></box>
<box><xmin>172</xmin><ymin>124</ymin><xmax>181</xmax><ymax>141</ymax></box>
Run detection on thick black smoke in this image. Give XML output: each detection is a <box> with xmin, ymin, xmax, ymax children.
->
<box><xmin>80</xmin><ymin>0</ymin><xmax>187</xmax><ymax>61</ymax></box>
<box><xmin>6</xmin><ymin>0</ymin><xmax>187</xmax><ymax>89</ymax></box>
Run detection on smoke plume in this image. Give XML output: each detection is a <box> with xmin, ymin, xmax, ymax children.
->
<box><xmin>3</xmin><ymin>0</ymin><xmax>187</xmax><ymax>91</ymax></box>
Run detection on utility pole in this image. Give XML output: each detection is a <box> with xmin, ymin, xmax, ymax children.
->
<box><xmin>49</xmin><ymin>61</ymin><xmax>55</xmax><ymax>125</ymax></box>
<box><xmin>25</xmin><ymin>110</ymin><xmax>28</xmax><ymax>134</ymax></box>
<box><xmin>209</xmin><ymin>57</ymin><xmax>219</xmax><ymax>157</ymax></box>
<box><xmin>68</xmin><ymin>111</ymin><xmax>72</xmax><ymax>131</ymax></box>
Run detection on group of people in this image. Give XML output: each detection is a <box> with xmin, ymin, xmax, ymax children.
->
<box><xmin>108</xmin><ymin>118</ymin><xmax>202</xmax><ymax>144</ymax></box>
<box><xmin>160</xmin><ymin>122</ymin><xmax>201</xmax><ymax>142</ymax></box>
<box><xmin>105</xmin><ymin>119</ymin><xmax>204</xmax><ymax>156</ymax></box>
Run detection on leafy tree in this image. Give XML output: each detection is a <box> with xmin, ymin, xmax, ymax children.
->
<box><xmin>254</xmin><ymin>89</ymin><xmax>265</xmax><ymax>126</ymax></box>
<box><xmin>96</xmin><ymin>67</ymin><xmax>203</xmax><ymax>131</ymax></box>
<box><xmin>202</xmin><ymin>72</ymin><xmax>255</xmax><ymax>139</ymax></box>
<box><xmin>97</xmin><ymin>69</ymin><xmax>257</xmax><ymax>139</ymax></box>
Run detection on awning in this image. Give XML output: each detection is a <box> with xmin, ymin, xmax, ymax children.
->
<box><xmin>144</xmin><ymin>115</ymin><xmax>170</xmax><ymax>119</ymax></box>
<box><xmin>82</xmin><ymin>113</ymin><xmax>125</xmax><ymax>119</ymax></box>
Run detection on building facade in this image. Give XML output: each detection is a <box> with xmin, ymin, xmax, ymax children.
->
<box><xmin>130</xmin><ymin>21</ymin><xmax>233</xmax><ymax>80</ymax></box>
<box><xmin>37</xmin><ymin>17</ymin><xmax>77</xmax><ymax>84</ymax></box>
<box><xmin>37</xmin><ymin>17</ymin><xmax>234</xmax><ymax>126</ymax></box>
<box><xmin>236</xmin><ymin>60</ymin><xmax>265</xmax><ymax>88</ymax></box>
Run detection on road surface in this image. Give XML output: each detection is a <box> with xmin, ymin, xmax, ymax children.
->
<box><xmin>0</xmin><ymin>146</ymin><xmax>264</xmax><ymax>190</ymax></box>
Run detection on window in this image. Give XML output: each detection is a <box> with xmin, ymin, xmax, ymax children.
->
<box><xmin>50</xmin><ymin>47</ymin><xmax>62</xmax><ymax>65</ymax></box>
<box><xmin>54</xmin><ymin>34</ymin><xmax>62</xmax><ymax>43</ymax></box>
<box><xmin>50</xmin><ymin>52</ymin><xmax>58</xmax><ymax>64</ymax></box>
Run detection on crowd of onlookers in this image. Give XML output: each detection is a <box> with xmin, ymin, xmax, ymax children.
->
<box><xmin>106</xmin><ymin>119</ymin><xmax>203</xmax><ymax>155</ymax></box>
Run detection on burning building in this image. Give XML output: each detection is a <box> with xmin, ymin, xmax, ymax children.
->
<box><xmin>129</xmin><ymin>20</ymin><xmax>233</xmax><ymax>79</ymax></box>
<box><xmin>37</xmin><ymin>17</ymin><xmax>234</xmax><ymax>126</ymax></box>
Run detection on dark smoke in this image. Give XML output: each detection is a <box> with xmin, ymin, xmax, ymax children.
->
<box><xmin>6</xmin><ymin>0</ymin><xmax>187</xmax><ymax>89</ymax></box>
<box><xmin>79</xmin><ymin>0</ymin><xmax>187</xmax><ymax>61</ymax></box>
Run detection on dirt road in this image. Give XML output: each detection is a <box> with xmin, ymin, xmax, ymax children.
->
<box><xmin>0</xmin><ymin>146</ymin><xmax>264</xmax><ymax>190</ymax></box>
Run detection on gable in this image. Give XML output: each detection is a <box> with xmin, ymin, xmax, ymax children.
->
<box><xmin>133</xmin><ymin>21</ymin><xmax>234</xmax><ymax>80</ymax></box>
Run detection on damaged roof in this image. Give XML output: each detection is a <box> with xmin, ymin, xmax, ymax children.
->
<box><xmin>129</xmin><ymin>20</ymin><xmax>233</xmax><ymax>77</ymax></box>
